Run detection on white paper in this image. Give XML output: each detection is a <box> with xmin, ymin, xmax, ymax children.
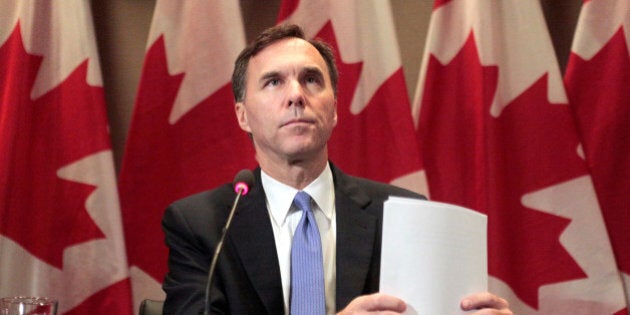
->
<box><xmin>380</xmin><ymin>197</ymin><xmax>487</xmax><ymax>315</ymax></box>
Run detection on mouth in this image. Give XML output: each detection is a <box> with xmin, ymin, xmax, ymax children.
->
<box><xmin>281</xmin><ymin>118</ymin><xmax>315</xmax><ymax>127</ymax></box>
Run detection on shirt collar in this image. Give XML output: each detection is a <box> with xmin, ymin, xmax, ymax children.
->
<box><xmin>262</xmin><ymin>163</ymin><xmax>335</xmax><ymax>226</ymax></box>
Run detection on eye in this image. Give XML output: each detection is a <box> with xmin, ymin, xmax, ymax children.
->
<box><xmin>266</xmin><ymin>78</ymin><xmax>281</xmax><ymax>87</ymax></box>
<box><xmin>304</xmin><ymin>74</ymin><xmax>323</xmax><ymax>85</ymax></box>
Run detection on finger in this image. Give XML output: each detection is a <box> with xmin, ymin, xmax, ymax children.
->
<box><xmin>340</xmin><ymin>293</ymin><xmax>407</xmax><ymax>314</ymax></box>
<box><xmin>461</xmin><ymin>292</ymin><xmax>509</xmax><ymax>311</ymax></box>
<box><xmin>362</xmin><ymin>293</ymin><xmax>407</xmax><ymax>312</ymax></box>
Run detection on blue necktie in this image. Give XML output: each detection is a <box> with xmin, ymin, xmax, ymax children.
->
<box><xmin>290</xmin><ymin>191</ymin><xmax>326</xmax><ymax>315</ymax></box>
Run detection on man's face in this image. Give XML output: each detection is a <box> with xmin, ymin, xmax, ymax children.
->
<box><xmin>235</xmin><ymin>38</ymin><xmax>337</xmax><ymax>165</ymax></box>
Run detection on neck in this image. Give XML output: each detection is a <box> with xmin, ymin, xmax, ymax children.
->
<box><xmin>257</xmin><ymin>151</ymin><xmax>328</xmax><ymax>190</ymax></box>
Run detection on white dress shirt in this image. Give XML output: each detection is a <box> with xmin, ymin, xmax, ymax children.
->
<box><xmin>261</xmin><ymin>164</ymin><xmax>337</xmax><ymax>315</ymax></box>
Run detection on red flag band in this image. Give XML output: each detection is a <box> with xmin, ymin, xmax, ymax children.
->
<box><xmin>0</xmin><ymin>1</ymin><xmax>132</xmax><ymax>314</ymax></box>
<box><xmin>413</xmin><ymin>0</ymin><xmax>626</xmax><ymax>313</ymax></box>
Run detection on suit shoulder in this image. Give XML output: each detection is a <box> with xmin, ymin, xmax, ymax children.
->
<box><xmin>344</xmin><ymin>173</ymin><xmax>426</xmax><ymax>200</ymax></box>
<box><xmin>164</xmin><ymin>183</ymin><xmax>235</xmax><ymax>223</ymax></box>
<box><xmin>170</xmin><ymin>183</ymin><xmax>233</xmax><ymax>208</ymax></box>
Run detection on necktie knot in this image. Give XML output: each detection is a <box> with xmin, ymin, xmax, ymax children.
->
<box><xmin>293</xmin><ymin>191</ymin><xmax>312</xmax><ymax>213</ymax></box>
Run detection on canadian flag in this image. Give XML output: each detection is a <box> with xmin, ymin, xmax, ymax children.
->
<box><xmin>413</xmin><ymin>0</ymin><xmax>627</xmax><ymax>314</ymax></box>
<box><xmin>117</xmin><ymin>1</ymin><xmax>253</xmax><ymax>310</ymax></box>
<box><xmin>277</xmin><ymin>0</ymin><xmax>426</xmax><ymax>194</ymax></box>
<box><xmin>564</xmin><ymin>0</ymin><xmax>630</xmax><ymax>308</ymax></box>
<box><xmin>0</xmin><ymin>1</ymin><xmax>132</xmax><ymax>314</ymax></box>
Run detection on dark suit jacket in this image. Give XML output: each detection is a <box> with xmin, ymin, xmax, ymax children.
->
<box><xmin>162</xmin><ymin>163</ymin><xmax>424</xmax><ymax>314</ymax></box>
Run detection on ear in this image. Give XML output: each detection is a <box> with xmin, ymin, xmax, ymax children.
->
<box><xmin>332</xmin><ymin>99</ymin><xmax>338</xmax><ymax>127</ymax></box>
<box><xmin>235</xmin><ymin>102</ymin><xmax>251</xmax><ymax>133</ymax></box>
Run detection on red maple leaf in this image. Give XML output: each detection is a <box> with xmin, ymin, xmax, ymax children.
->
<box><xmin>0</xmin><ymin>24</ymin><xmax>108</xmax><ymax>268</ymax></box>
<box><xmin>119</xmin><ymin>36</ymin><xmax>256</xmax><ymax>281</ymax></box>
<box><xmin>417</xmin><ymin>32</ymin><xmax>587</xmax><ymax>308</ymax></box>
<box><xmin>315</xmin><ymin>22</ymin><xmax>423</xmax><ymax>183</ymax></box>
<box><xmin>565</xmin><ymin>27</ymin><xmax>630</xmax><ymax>275</ymax></box>
<box><xmin>434</xmin><ymin>0</ymin><xmax>454</xmax><ymax>9</ymax></box>
<box><xmin>276</xmin><ymin>0</ymin><xmax>299</xmax><ymax>22</ymax></box>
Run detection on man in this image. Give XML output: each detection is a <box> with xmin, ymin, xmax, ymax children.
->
<box><xmin>162</xmin><ymin>24</ymin><xmax>512</xmax><ymax>314</ymax></box>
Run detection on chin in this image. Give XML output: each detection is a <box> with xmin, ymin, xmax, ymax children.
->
<box><xmin>284</xmin><ymin>144</ymin><xmax>324</xmax><ymax>160</ymax></box>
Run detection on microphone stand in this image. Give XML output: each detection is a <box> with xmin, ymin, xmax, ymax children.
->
<box><xmin>203</xmin><ymin>187</ymin><xmax>246</xmax><ymax>315</ymax></box>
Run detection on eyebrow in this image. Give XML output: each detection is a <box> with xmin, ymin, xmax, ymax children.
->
<box><xmin>257</xmin><ymin>66</ymin><xmax>326</xmax><ymax>85</ymax></box>
<box><xmin>259</xmin><ymin>71</ymin><xmax>281</xmax><ymax>85</ymax></box>
<box><xmin>302</xmin><ymin>66</ymin><xmax>325</xmax><ymax>79</ymax></box>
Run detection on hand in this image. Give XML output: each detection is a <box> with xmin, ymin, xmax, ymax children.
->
<box><xmin>460</xmin><ymin>292</ymin><xmax>512</xmax><ymax>315</ymax></box>
<box><xmin>337</xmin><ymin>293</ymin><xmax>407</xmax><ymax>314</ymax></box>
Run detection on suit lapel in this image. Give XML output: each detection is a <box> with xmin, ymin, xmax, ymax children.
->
<box><xmin>228</xmin><ymin>169</ymin><xmax>284</xmax><ymax>314</ymax></box>
<box><xmin>224</xmin><ymin>166</ymin><xmax>381</xmax><ymax>312</ymax></box>
<box><xmin>332</xmin><ymin>166</ymin><xmax>380</xmax><ymax>310</ymax></box>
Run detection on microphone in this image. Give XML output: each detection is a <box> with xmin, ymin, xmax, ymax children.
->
<box><xmin>204</xmin><ymin>169</ymin><xmax>254</xmax><ymax>315</ymax></box>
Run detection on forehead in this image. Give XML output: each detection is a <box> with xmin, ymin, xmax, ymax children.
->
<box><xmin>248</xmin><ymin>37</ymin><xmax>329</xmax><ymax>77</ymax></box>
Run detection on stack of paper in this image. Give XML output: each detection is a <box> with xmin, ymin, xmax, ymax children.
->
<box><xmin>380</xmin><ymin>197</ymin><xmax>487</xmax><ymax>315</ymax></box>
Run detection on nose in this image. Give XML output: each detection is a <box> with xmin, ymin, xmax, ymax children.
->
<box><xmin>287</xmin><ymin>80</ymin><xmax>305</xmax><ymax>107</ymax></box>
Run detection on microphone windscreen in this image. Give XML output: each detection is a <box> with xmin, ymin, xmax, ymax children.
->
<box><xmin>233</xmin><ymin>169</ymin><xmax>254</xmax><ymax>195</ymax></box>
